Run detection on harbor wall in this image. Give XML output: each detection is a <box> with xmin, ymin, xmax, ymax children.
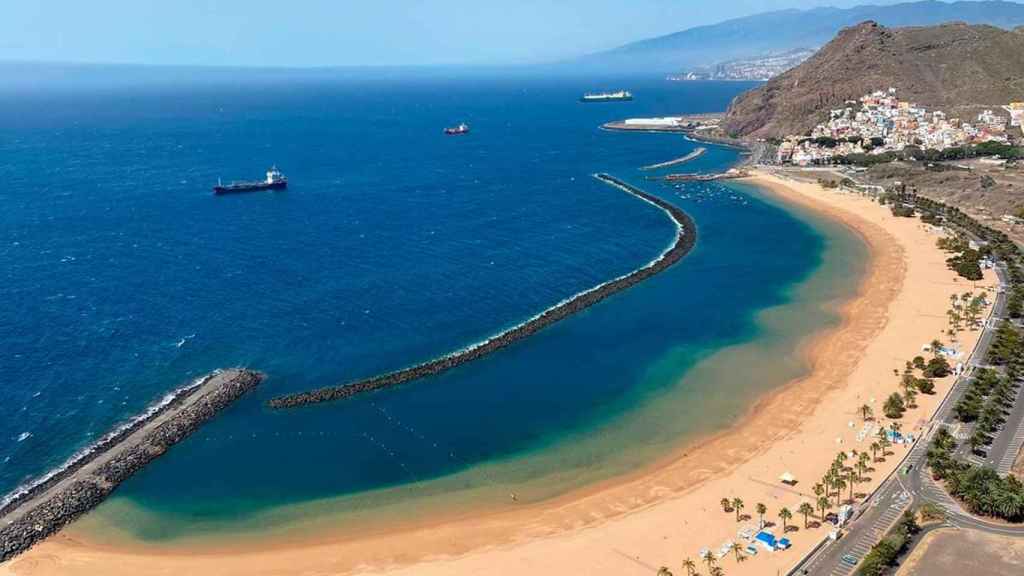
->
<box><xmin>0</xmin><ymin>369</ymin><xmax>263</xmax><ymax>563</ymax></box>
<box><xmin>267</xmin><ymin>174</ymin><xmax>696</xmax><ymax>409</ymax></box>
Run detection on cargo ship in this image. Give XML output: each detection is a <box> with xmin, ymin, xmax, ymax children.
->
<box><xmin>213</xmin><ymin>167</ymin><xmax>287</xmax><ymax>194</ymax></box>
<box><xmin>580</xmin><ymin>90</ymin><xmax>633</xmax><ymax>103</ymax></box>
<box><xmin>444</xmin><ymin>123</ymin><xmax>470</xmax><ymax>135</ymax></box>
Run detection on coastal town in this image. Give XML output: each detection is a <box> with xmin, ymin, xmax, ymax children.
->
<box><xmin>775</xmin><ymin>88</ymin><xmax>1024</xmax><ymax>165</ymax></box>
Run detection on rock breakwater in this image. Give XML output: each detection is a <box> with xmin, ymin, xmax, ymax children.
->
<box><xmin>640</xmin><ymin>147</ymin><xmax>706</xmax><ymax>171</ymax></box>
<box><xmin>0</xmin><ymin>368</ymin><xmax>262</xmax><ymax>564</ymax></box>
<box><xmin>267</xmin><ymin>174</ymin><xmax>695</xmax><ymax>409</ymax></box>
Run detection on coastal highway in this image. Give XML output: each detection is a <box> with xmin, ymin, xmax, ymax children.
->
<box><xmin>791</xmin><ymin>264</ymin><xmax>1024</xmax><ymax>575</ymax></box>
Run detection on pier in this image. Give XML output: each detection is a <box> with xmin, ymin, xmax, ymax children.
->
<box><xmin>640</xmin><ymin>147</ymin><xmax>706</xmax><ymax>171</ymax></box>
<box><xmin>267</xmin><ymin>175</ymin><xmax>696</xmax><ymax>409</ymax></box>
<box><xmin>0</xmin><ymin>369</ymin><xmax>262</xmax><ymax>563</ymax></box>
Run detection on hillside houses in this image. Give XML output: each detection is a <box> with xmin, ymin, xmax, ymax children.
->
<box><xmin>777</xmin><ymin>88</ymin><xmax>1013</xmax><ymax>165</ymax></box>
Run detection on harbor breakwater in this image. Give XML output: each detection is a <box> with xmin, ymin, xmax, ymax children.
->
<box><xmin>0</xmin><ymin>369</ymin><xmax>263</xmax><ymax>563</ymax></box>
<box><xmin>267</xmin><ymin>174</ymin><xmax>696</xmax><ymax>409</ymax></box>
<box><xmin>640</xmin><ymin>147</ymin><xmax>706</xmax><ymax>171</ymax></box>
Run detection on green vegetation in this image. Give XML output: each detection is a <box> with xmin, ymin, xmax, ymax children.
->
<box><xmin>946</xmin><ymin>248</ymin><xmax>983</xmax><ymax>281</ymax></box>
<box><xmin>854</xmin><ymin>510</ymin><xmax>921</xmax><ymax>576</ymax></box>
<box><xmin>732</xmin><ymin>497</ymin><xmax>744</xmax><ymax>522</ymax></box>
<box><xmin>883</xmin><ymin>392</ymin><xmax>905</xmax><ymax>419</ymax></box>
<box><xmin>778</xmin><ymin>507</ymin><xmax>792</xmax><ymax>532</ymax></box>
<box><xmin>927</xmin><ymin>427</ymin><xmax>1024</xmax><ymax>521</ymax></box>
<box><xmin>936</xmin><ymin>233</ymin><xmax>984</xmax><ymax>281</ymax></box>
<box><xmin>798</xmin><ymin>502</ymin><xmax>815</xmax><ymax>528</ymax></box>
<box><xmin>1007</xmin><ymin>285</ymin><xmax>1024</xmax><ymax>319</ymax></box>
<box><xmin>988</xmin><ymin>320</ymin><xmax>1024</xmax><ymax>366</ymax></box>
<box><xmin>836</xmin><ymin>141</ymin><xmax>1024</xmax><ymax>167</ymax></box>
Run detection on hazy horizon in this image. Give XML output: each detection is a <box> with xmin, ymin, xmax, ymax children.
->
<box><xmin>4</xmin><ymin>0</ymin><xmax>910</xmax><ymax>68</ymax></box>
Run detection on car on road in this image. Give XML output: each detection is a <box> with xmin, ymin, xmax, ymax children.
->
<box><xmin>841</xmin><ymin>553</ymin><xmax>859</xmax><ymax>566</ymax></box>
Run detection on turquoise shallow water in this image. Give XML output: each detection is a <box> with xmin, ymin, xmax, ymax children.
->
<box><xmin>0</xmin><ymin>71</ymin><xmax>866</xmax><ymax>542</ymax></box>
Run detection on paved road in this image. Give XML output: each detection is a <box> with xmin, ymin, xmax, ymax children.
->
<box><xmin>790</xmin><ymin>265</ymin><xmax>1024</xmax><ymax>575</ymax></box>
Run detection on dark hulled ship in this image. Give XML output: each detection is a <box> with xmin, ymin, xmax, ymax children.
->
<box><xmin>213</xmin><ymin>167</ymin><xmax>287</xmax><ymax>194</ymax></box>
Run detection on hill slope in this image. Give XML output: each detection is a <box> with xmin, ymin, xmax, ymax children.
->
<box><xmin>720</xmin><ymin>21</ymin><xmax>1024</xmax><ymax>138</ymax></box>
<box><xmin>585</xmin><ymin>1</ymin><xmax>1024</xmax><ymax>72</ymax></box>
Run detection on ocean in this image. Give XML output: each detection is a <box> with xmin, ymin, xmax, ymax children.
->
<box><xmin>0</xmin><ymin>71</ymin><xmax>866</xmax><ymax>543</ymax></box>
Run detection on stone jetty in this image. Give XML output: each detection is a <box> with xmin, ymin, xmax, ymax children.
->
<box><xmin>267</xmin><ymin>174</ymin><xmax>696</xmax><ymax>409</ymax></box>
<box><xmin>640</xmin><ymin>147</ymin><xmax>707</xmax><ymax>171</ymax></box>
<box><xmin>0</xmin><ymin>368</ymin><xmax>262</xmax><ymax>564</ymax></box>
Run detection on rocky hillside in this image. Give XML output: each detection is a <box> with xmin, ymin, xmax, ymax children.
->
<box><xmin>721</xmin><ymin>21</ymin><xmax>1024</xmax><ymax>139</ymax></box>
<box><xmin>584</xmin><ymin>1</ymin><xmax>1024</xmax><ymax>72</ymax></box>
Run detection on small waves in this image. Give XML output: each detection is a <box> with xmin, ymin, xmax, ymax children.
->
<box><xmin>267</xmin><ymin>174</ymin><xmax>695</xmax><ymax>408</ymax></box>
<box><xmin>0</xmin><ymin>371</ymin><xmax>218</xmax><ymax>513</ymax></box>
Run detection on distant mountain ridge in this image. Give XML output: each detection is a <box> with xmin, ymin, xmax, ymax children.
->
<box><xmin>585</xmin><ymin>1</ymin><xmax>1024</xmax><ymax>72</ymax></box>
<box><xmin>670</xmin><ymin>49</ymin><xmax>816</xmax><ymax>82</ymax></box>
<box><xmin>720</xmin><ymin>21</ymin><xmax>1024</xmax><ymax>138</ymax></box>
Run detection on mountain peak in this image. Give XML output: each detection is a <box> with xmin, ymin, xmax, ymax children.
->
<box><xmin>582</xmin><ymin>1</ymin><xmax>1024</xmax><ymax>73</ymax></box>
<box><xmin>721</xmin><ymin>21</ymin><xmax>1024</xmax><ymax>138</ymax></box>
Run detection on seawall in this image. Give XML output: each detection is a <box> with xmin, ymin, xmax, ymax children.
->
<box><xmin>0</xmin><ymin>368</ymin><xmax>263</xmax><ymax>563</ymax></box>
<box><xmin>267</xmin><ymin>174</ymin><xmax>696</xmax><ymax>409</ymax></box>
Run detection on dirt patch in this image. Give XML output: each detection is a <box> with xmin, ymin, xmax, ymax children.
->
<box><xmin>897</xmin><ymin>527</ymin><xmax>1024</xmax><ymax>576</ymax></box>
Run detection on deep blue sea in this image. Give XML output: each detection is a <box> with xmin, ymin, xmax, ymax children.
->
<box><xmin>0</xmin><ymin>71</ymin><xmax>861</xmax><ymax>541</ymax></box>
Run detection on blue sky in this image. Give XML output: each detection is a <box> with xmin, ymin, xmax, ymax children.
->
<box><xmin>4</xmin><ymin>0</ymin><xmax>898</xmax><ymax>67</ymax></box>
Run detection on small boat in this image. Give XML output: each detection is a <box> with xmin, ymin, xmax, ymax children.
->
<box><xmin>213</xmin><ymin>166</ymin><xmax>287</xmax><ymax>194</ymax></box>
<box><xmin>444</xmin><ymin>123</ymin><xmax>470</xmax><ymax>135</ymax></box>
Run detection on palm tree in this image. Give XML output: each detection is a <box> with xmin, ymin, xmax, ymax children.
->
<box><xmin>879</xmin><ymin>434</ymin><xmax>892</xmax><ymax>457</ymax></box>
<box><xmin>858</xmin><ymin>452</ymin><xmax>871</xmax><ymax>478</ymax></box>
<box><xmin>869</xmin><ymin>441</ymin><xmax>880</xmax><ymax>462</ymax></box>
<box><xmin>720</xmin><ymin>498</ymin><xmax>731</xmax><ymax>513</ymax></box>
<box><xmin>891</xmin><ymin>421</ymin><xmax>902</xmax><ymax>435</ymax></box>
<box><xmin>702</xmin><ymin>550</ymin><xmax>716</xmax><ymax>572</ymax></box>
<box><xmin>731</xmin><ymin>541</ymin><xmax>744</xmax><ymax>562</ymax></box>
<box><xmin>817</xmin><ymin>496</ymin><xmax>831</xmax><ymax>520</ymax></box>
<box><xmin>756</xmin><ymin>502</ymin><xmax>767</xmax><ymax>527</ymax></box>
<box><xmin>657</xmin><ymin>568</ymin><xmax>674</xmax><ymax>576</ymax></box>
<box><xmin>847</xmin><ymin>468</ymin><xmax>857</xmax><ymax>501</ymax></box>
<box><xmin>860</xmin><ymin>404</ymin><xmax>873</xmax><ymax>421</ymax></box>
<box><xmin>904</xmin><ymin>387</ymin><xmax>918</xmax><ymax>409</ymax></box>
<box><xmin>732</xmin><ymin>497</ymin><xmax>744</xmax><ymax>522</ymax></box>
<box><xmin>709</xmin><ymin>567</ymin><xmax>724</xmax><ymax>576</ymax></box>
<box><xmin>836</xmin><ymin>451</ymin><xmax>849</xmax><ymax>467</ymax></box>
<box><xmin>681</xmin><ymin>558</ymin><xmax>697</xmax><ymax>576</ymax></box>
<box><xmin>832</xmin><ymin>477</ymin><xmax>846</xmax><ymax>506</ymax></box>
<box><xmin>778</xmin><ymin>507</ymin><xmax>793</xmax><ymax>533</ymax></box>
<box><xmin>798</xmin><ymin>502</ymin><xmax>814</xmax><ymax>528</ymax></box>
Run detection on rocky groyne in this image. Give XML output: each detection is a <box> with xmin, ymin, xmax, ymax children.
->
<box><xmin>267</xmin><ymin>174</ymin><xmax>695</xmax><ymax>409</ymax></box>
<box><xmin>0</xmin><ymin>368</ymin><xmax>262</xmax><ymax>564</ymax></box>
<box><xmin>640</xmin><ymin>147</ymin><xmax>707</xmax><ymax>171</ymax></box>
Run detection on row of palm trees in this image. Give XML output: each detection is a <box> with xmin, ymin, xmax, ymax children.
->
<box><xmin>718</xmin><ymin>497</ymin><xmax>813</xmax><ymax>531</ymax></box>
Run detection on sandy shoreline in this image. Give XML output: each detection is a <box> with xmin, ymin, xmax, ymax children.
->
<box><xmin>2</xmin><ymin>171</ymin><xmax>996</xmax><ymax>576</ymax></box>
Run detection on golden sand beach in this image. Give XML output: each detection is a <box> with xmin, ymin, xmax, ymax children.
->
<box><xmin>1</xmin><ymin>170</ymin><xmax>996</xmax><ymax>576</ymax></box>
